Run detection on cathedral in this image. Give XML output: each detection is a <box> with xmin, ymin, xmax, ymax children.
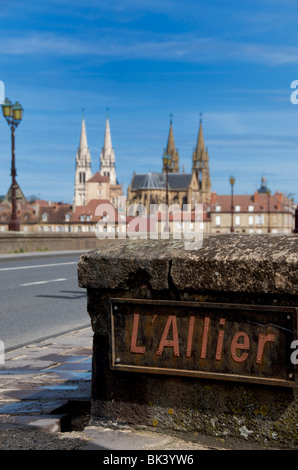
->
<box><xmin>126</xmin><ymin>118</ymin><xmax>212</xmax><ymax>212</ymax></box>
<box><xmin>73</xmin><ymin>113</ymin><xmax>122</xmax><ymax>210</ymax></box>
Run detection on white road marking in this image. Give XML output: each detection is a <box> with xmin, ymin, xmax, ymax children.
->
<box><xmin>0</xmin><ymin>261</ymin><xmax>77</xmax><ymax>272</ymax></box>
<box><xmin>20</xmin><ymin>278</ymin><xmax>68</xmax><ymax>287</ymax></box>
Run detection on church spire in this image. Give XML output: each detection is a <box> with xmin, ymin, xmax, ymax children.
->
<box><xmin>100</xmin><ymin>112</ymin><xmax>117</xmax><ymax>185</ymax></box>
<box><xmin>79</xmin><ymin>112</ymin><xmax>88</xmax><ymax>151</ymax></box>
<box><xmin>103</xmin><ymin>115</ymin><xmax>113</xmax><ymax>155</ymax></box>
<box><xmin>192</xmin><ymin>115</ymin><xmax>211</xmax><ymax>203</ymax></box>
<box><xmin>162</xmin><ymin>114</ymin><xmax>180</xmax><ymax>173</ymax></box>
<box><xmin>196</xmin><ymin>115</ymin><xmax>205</xmax><ymax>153</ymax></box>
<box><xmin>73</xmin><ymin>113</ymin><xmax>92</xmax><ymax>209</ymax></box>
<box><xmin>192</xmin><ymin>114</ymin><xmax>208</xmax><ymax>170</ymax></box>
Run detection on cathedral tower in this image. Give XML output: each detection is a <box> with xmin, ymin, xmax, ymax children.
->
<box><xmin>73</xmin><ymin>114</ymin><xmax>92</xmax><ymax>209</ymax></box>
<box><xmin>100</xmin><ymin>113</ymin><xmax>117</xmax><ymax>185</ymax></box>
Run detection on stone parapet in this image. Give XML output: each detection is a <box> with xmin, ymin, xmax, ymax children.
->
<box><xmin>0</xmin><ymin>232</ymin><xmax>110</xmax><ymax>254</ymax></box>
<box><xmin>78</xmin><ymin>235</ymin><xmax>298</xmax><ymax>448</ymax></box>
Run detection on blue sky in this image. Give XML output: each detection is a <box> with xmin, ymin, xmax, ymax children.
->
<box><xmin>0</xmin><ymin>0</ymin><xmax>297</xmax><ymax>203</ymax></box>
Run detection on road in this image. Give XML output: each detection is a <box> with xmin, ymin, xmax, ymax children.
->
<box><xmin>0</xmin><ymin>252</ymin><xmax>90</xmax><ymax>351</ymax></box>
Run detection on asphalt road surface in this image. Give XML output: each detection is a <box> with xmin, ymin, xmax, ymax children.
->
<box><xmin>0</xmin><ymin>252</ymin><xmax>90</xmax><ymax>351</ymax></box>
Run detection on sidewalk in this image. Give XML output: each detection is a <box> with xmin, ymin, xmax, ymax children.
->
<box><xmin>0</xmin><ymin>327</ymin><xmax>93</xmax><ymax>449</ymax></box>
<box><xmin>0</xmin><ymin>327</ymin><xmax>222</xmax><ymax>451</ymax></box>
<box><xmin>0</xmin><ymin>327</ymin><xmax>276</xmax><ymax>451</ymax></box>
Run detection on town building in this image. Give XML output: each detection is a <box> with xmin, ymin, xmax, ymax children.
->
<box><xmin>209</xmin><ymin>178</ymin><xmax>294</xmax><ymax>234</ymax></box>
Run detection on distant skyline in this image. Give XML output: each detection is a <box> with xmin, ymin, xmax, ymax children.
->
<box><xmin>0</xmin><ymin>0</ymin><xmax>297</xmax><ymax>203</ymax></box>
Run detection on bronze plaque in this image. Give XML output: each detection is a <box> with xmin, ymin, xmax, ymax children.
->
<box><xmin>109</xmin><ymin>299</ymin><xmax>298</xmax><ymax>387</ymax></box>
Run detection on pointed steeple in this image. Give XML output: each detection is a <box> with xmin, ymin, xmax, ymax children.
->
<box><xmin>192</xmin><ymin>115</ymin><xmax>211</xmax><ymax>203</ymax></box>
<box><xmin>100</xmin><ymin>111</ymin><xmax>117</xmax><ymax>185</ymax></box>
<box><xmin>73</xmin><ymin>112</ymin><xmax>92</xmax><ymax>209</ymax></box>
<box><xmin>196</xmin><ymin>118</ymin><xmax>205</xmax><ymax>153</ymax></box>
<box><xmin>162</xmin><ymin>114</ymin><xmax>180</xmax><ymax>173</ymax></box>
<box><xmin>79</xmin><ymin>115</ymin><xmax>88</xmax><ymax>152</ymax></box>
<box><xmin>192</xmin><ymin>115</ymin><xmax>208</xmax><ymax>170</ymax></box>
<box><xmin>103</xmin><ymin>116</ymin><xmax>113</xmax><ymax>155</ymax></box>
<box><xmin>166</xmin><ymin>120</ymin><xmax>176</xmax><ymax>156</ymax></box>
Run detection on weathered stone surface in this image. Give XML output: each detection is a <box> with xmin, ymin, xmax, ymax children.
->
<box><xmin>78</xmin><ymin>239</ymin><xmax>171</xmax><ymax>291</ymax></box>
<box><xmin>171</xmin><ymin>234</ymin><xmax>298</xmax><ymax>294</ymax></box>
<box><xmin>78</xmin><ymin>235</ymin><xmax>298</xmax><ymax>295</ymax></box>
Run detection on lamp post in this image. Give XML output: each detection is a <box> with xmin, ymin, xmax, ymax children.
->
<box><xmin>267</xmin><ymin>189</ymin><xmax>271</xmax><ymax>233</ymax></box>
<box><xmin>163</xmin><ymin>155</ymin><xmax>172</xmax><ymax>232</ymax></box>
<box><xmin>1</xmin><ymin>98</ymin><xmax>23</xmax><ymax>231</ymax></box>
<box><xmin>229</xmin><ymin>175</ymin><xmax>235</xmax><ymax>233</ymax></box>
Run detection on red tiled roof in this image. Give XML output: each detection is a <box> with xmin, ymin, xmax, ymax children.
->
<box><xmin>39</xmin><ymin>204</ymin><xmax>72</xmax><ymax>223</ymax></box>
<box><xmin>87</xmin><ymin>172</ymin><xmax>110</xmax><ymax>183</ymax></box>
<box><xmin>35</xmin><ymin>199</ymin><xmax>50</xmax><ymax>206</ymax></box>
<box><xmin>0</xmin><ymin>200</ymin><xmax>41</xmax><ymax>224</ymax></box>
<box><xmin>71</xmin><ymin>199</ymin><xmax>121</xmax><ymax>222</ymax></box>
<box><xmin>210</xmin><ymin>192</ymin><xmax>289</xmax><ymax>213</ymax></box>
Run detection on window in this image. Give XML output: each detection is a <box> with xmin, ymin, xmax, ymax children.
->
<box><xmin>215</xmin><ymin>205</ymin><xmax>221</xmax><ymax>212</ymax></box>
<box><xmin>235</xmin><ymin>215</ymin><xmax>241</xmax><ymax>226</ymax></box>
<box><xmin>248</xmin><ymin>205</ymin><xmax>254</xmax><ymax>212</ymax></box>
<box><xmin>65</xmin><ymin>213</ymin><xmax>70</xmax><ymax>222</ymax></box>
<box><xmin>256</xmin><ymin>215</ymin><xmax>264</xmax><ymax>225</ymax></box>
<box><xmin>235</xmin><ymin>205</ymin><xmax>240</xmax><ymax>212</ymax></box>
<box><xmin>80</xmin><ymin>215</ymin><xmax>85</xmax><ymax>221</ymax></box>
<box><xmin>79</xmin><ymin>172</ymin><xmax>86</xmax><ymax>184</ymax></box>
<box><xmin>215</xmin><ymin>215</ymin><xmax>221</xmax><ymax>226</ymax></box>
<box><xmin>42</xmin><ymin>213</ymin><xmax>48</xmax><ymax>222</ymax></box>
<box><xmin>249</xmin><ymin>215</ymin><xmax>254</xmax><ymax>226</ymax></box>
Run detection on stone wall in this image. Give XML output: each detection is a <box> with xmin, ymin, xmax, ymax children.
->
<box><xmin>0</xmin><ymin>232</ymin><xmax>110</xmax><ymax>254</ymax></box>
<box><xmin>78</xmin><ymin>235</ymin><xmax>298</xmax><ymax>448</ymax></box>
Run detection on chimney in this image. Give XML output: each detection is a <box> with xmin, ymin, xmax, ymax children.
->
<box><xmin>211</xmin><ymin>191</ymin><xmax>217</xmax><ymax>205</ymax></box>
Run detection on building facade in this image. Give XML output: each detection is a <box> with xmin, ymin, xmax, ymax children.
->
<box><xmin>209</xmin><ymin>185</ymin><xmax>294</xmax><ymax>234</ymax></box>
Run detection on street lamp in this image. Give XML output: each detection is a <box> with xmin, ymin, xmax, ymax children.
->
<box><xmin>229</xmin><ymin>175</ymin><xmax>235</xmax><ymax>233</ymax></box>
<box><xmin>1</xmin><ymin>98</ymin><xmax>23</xmax><ymax>231</ymax></box>
<box><xmin>267</xmin><ymin>189</ymin><xmax>271</xmax><ymax>233</ymax></box>
<box><xmin>163</xmin><ymin>154</ymin><xmax>172</xmax><ymax>232</ymax></box>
